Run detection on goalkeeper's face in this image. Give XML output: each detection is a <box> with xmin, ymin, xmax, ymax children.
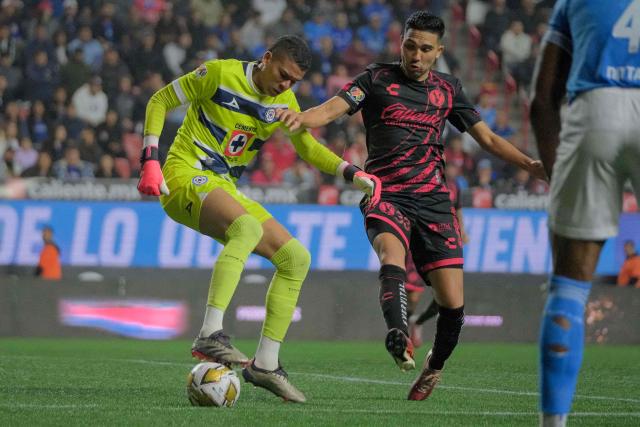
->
<box><xmin>257</xmin><ymin>51</ymin><xmax>306</xmax><ymax>96</ymax></box>
<box><xmin>400</xmin><ymin>29</ymin><xmax>444</xmax><ymax>82</ymax></box>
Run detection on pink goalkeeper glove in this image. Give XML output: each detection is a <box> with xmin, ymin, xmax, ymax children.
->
<box><xmin>137</xmin><ymin>144</ymin><xmax>170</xmax><ymax>196</ymax></box>
<box><xmin>339</xmin><ymin>161</ymin><xmax>381</xmax><ymax>206</ymax></box>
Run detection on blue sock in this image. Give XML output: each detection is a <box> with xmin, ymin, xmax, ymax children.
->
<box><xmin>539</xmin><ymin>275</ymin><xmax>591</xmax><ymax>415</ymax></box>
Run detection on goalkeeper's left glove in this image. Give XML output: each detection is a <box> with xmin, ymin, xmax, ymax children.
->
<box><xmin>338</xmin><ymin>161</ymin><xmax>381</xmax><ymax>206</ymax></box>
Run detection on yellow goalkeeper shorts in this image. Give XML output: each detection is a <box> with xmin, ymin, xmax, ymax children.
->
<box><xmin>159</xmin><ymin>158</ymin><xmax>272</xmax><ymax>234</ymax></box>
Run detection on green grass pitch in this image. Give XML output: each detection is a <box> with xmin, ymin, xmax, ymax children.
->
<box><xmin>1</xmin><ymin>339</ymin><xmax>638</xmax><ymax>426</ymax></box>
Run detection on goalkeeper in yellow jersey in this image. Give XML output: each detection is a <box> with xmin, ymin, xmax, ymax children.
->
<box><xmin>136</xmin><ymin>36</ymin><xmax>379</xmax><ymax>403</ymax></box>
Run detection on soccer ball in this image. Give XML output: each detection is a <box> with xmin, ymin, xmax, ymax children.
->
<box><xmin>186</xmin><ymin>362</ymin><xmax>241</xmax><ymax>407</ymax></box>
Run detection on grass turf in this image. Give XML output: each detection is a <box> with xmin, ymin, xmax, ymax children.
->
<box><xmin>0</xmin><ymin>339</ymin><xmax>638</xmax><ymax>426</ymax></box>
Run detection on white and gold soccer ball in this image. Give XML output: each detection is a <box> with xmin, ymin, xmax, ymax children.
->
<box><xmin>186</xmin><ymin>362</ymin><xmax>240</xmax><ymax>407</ymax></box>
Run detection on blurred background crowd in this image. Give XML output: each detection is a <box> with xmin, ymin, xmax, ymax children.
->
<box><xmin>0</xmin><ymin>0</ymin><xmax>558</xmax><ymax>202</ymax></box>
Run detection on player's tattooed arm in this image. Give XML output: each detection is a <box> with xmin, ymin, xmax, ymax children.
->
<box><xmin>530</xmin><ymin>42</ymin><xmax>571</xmax><ymax>179</ymax></box>
<box><xmin>276</xmin><ymin>96</ymin><xmax>351</xmax><ymax>131</ymax></box>
<box><xmin>468</xmin><ymin>121</ymin><xmax>547</xmax><ymax>181</ymax></box>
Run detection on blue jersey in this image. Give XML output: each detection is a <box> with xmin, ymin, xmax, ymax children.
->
<box><xmin>546</xmin><ymin>0</ymin><xmax>640</xmax><ymax>101</ymax></box>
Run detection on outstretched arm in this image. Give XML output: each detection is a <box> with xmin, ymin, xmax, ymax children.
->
<box><xmin>290</xmin><ymin>130</ymin><xmax>380</xmax><ymax>201</ymax></box>
<box><xmin>277</xmin><ymin>96</ymin><xmax>351</xmax><ymax>131</ymax></box>
<box><xmin>530</xmin><ymin>42</ymin><xmax>572</xmax><ymax>179</ymax></box>
<box><xmin>467</xmin><ymin>121</ymin><xmax>547</xmax><ymax>180</ymax></box>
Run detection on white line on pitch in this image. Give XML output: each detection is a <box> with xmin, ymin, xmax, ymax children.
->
<box><xmin>3</xmin><ymin>355</ymin><xmax>638</xmax><ymax>405</ymax></box>
<box><xmin>2</xmin><ymin>403</ymin><xmax>640</xmax><ymax>417</ymax></box>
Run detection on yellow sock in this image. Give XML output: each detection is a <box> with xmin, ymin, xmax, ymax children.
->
<box><xmin>262</xmin><ymin>239</ymin><xmax>311</xmax><ymax>341</ymax></box>
<box><xmin>206</xmin><ymin>214</ymin><xmax>263</xmax><ymax>310</ymax></box>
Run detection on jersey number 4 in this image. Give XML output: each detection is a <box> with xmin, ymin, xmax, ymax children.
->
<box><xmin>613</xmin><ymin>0</ymin><xmax>640</xmax><ymax>54</ymax></box>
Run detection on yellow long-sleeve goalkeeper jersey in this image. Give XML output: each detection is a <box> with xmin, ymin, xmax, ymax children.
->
<box><xmin>144</xmin><ymin>58</ymin><xmax>343</xmax><ymax>181</ymax></box>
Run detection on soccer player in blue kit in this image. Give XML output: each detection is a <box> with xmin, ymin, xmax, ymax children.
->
<box><xmin>531</xmin><ymin>1</ymin><xmax>640</xmax><ymax>425</ymax></box>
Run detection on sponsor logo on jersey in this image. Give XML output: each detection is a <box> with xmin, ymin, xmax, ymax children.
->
<box><xmin>222</xmin><ymin>97</ymin><xmax>240</xmax><ymax>109</ymax></box>
<box><xmin>235</xmin><ymin>123</ymin><xmax>257</xmax><ymax>133</ymax></box>
<box><xmin>381</xmin><ymin>103</ymin><xmax>441</xmax><ymax>126</ymax></box>
<box><xmin>192</xmin><ymin>175</ymin><xmax>208</xmax><ymax>186</ymax></box>
<box><xmin>194</xmin><ymin>65</ymin><xmax>207</xmax><ymax>79</ymax></box>
<box><xmin>225</xmin><ymin>130</ymin><xmax>254</xmax><ymax>156</ymax></box>
<box><xmin>347</xmin><ymin>85</ymin><xmax>365</xmax><ymax>103</ymax></box>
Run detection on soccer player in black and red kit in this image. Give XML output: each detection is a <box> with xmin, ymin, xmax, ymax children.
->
<box><xmin>278</xmin><ymin>11</ymin><xmax>545</xmax><ymax>400</ymax></box>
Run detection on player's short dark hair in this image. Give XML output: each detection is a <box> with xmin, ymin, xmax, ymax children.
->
<box><xmin>269</xmin><ymin>35</ymin><xmax>312</xmax><ymax>71</ymax></box>
<box><xmin>404</xmin><ymin>11</ymin><xmax>445</xmax><ymax>40</ymax></box>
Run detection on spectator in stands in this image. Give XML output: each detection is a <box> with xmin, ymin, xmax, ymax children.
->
<box><xmin>251</xmin><ymin>153</ymin><xmax>282</xmax><ymax>185</ymax></box>
<box><xmin>95</xmin><ymin>153</ymin><xmax>122</xmax><ymax>178</ymax></box>
<box><xmin>283</xmin><ymin>157</ymin><xmax>317</xmax><ymax>190</ymax></box>
<box><xmin>474</xmin><ymin>158</ymin><xmax>495</xmax><ymax>189</ymax></box>
<box><xmin>52</xmin><ymin>30</ymin><xmax>69</xmax><ymax>67</ymax></box>
<box><xmin>252</xmin><ymin>0</ymin><xmax>286</xmax><ymax>27</ymax></box>
<box><xmin>311</xmin><ymin>36</ymin><xmax>339</xmax><ymax>76</ymax></box>
<box><xmin>67</xmin><ymin>25</ymin><xmax>104</xmax><ymax>72</ymax></box>
<box><xmin>3</xmin><ymin>120</ymin><xmax>20</xmax><ymax>152</ymax></box>
<box><xmin>100</xmin><ymin>46</ymin><xmax>130</xmax><ymax>101</ymax></box>
<box><xmin>357</xmin><ymin>13</ymin><xmax>386</xmax><ymax>54</ymax></box>
<box><xmin>28</xmin><ymin>100</ymin><xmax>50</xmax><ymax>147</ymax></box>
<box><xmin>222</xmin><ymin>29</ymin><xmax>252</xmax><ymax>61</ymax></box>
<box><xmin>475</xmin><ymin>92</ymin><xmax>497</xmax><ymax>130</ymax></box>
<box><xmin>163</xmin><ymin>32</ymin><xmax>193</xmax><ymax>77</ymax></box>
<box><xmin>344</xmin><ymin>131</ymin><xmax>367</xmax><ymax>169</ymax></box>
<box><xmin>325</xmin><ymin>64</ymin><xmax>351</xmax><ymax>103</ymax></box>
<box><xmin>295</xmin><ymin>80</ymin><xmax>318</xmax><ymax>111</ymax></box>
<box><xmin>445</xmin><ymin>134</ymin><xmax>475</xmax><ymax>180</ymax></box>
<box><xmin>261</xmin><ymin>129</ymin><xmax>297</xmax><ymax>172</ymax></box>
<box><xmin>331</xmin><ymin>12</ymin><xmax>353</xmax><ymax>53</ymax></box>
<box><xmin>96</xmin><ymin>109</ymin><xmax>124</xmax><ymax>157</ymax></box>
<box><xmin>24</xmin><ymin>24</ymin><xmax>55</xmax><ymax>65</ymax></box>
<box><xmin>35</xmin><ymin>226</ymin><xmax>62</xmax><ymax>280</ymax></box>
<box><xmin>60</xmin><ymin>0</ymin><xmax>80</xmax><ymax>38</ymax></box>
<box><xmin>191</xmin><ymin>0</ymin><xmax>223</xmax><ymax>28</ymax></box>
<box><xmin>482</xmin><ymin>0</ymin><xmax>511</xmax><ymax>53</ymax></box>
<box><xmin>304</xmin><ymin>13</ymin><xmax>333</xmax><ymax>53</ymax></box>
<box><xmin>43</xmin><ymin>124</ymin><xmax>68</xmax><ymax>162</ymax></box>
<box><xmin>25</xmin><ymin>49</ymin><xmax>58</xmax><ymax>103</ymax></box>
<box><xmin>0</xmin><ymin>147</ymin><xmax>17</xmax><ymax>179</ymax></box>
<box><xmin>14</xmin><ymin>136</ymin><xmax>37</xmax><ymax>173</ymax></box>
<box><xmin>59</xmin><ymin>47</ymin><xmax>91</xmax><ymax>96</ymax></box>
<box><xmin>113</xmin><ymin>75</ymin><xmax>136</xmax><ymax>120</ymax></box>
<box><xmin>618</xmin><ymin>241</ymin><xmax>640</xmax><ymax>287</ymax></box>
<box><xmin>240</xmin><ymin>9</ymin><xmax>266</xmax><ymax>57</ymax></box>
<box><xmin>499</xmin><ymin>20</ymin><xmax>532</xmax><ymax>75</ymax></box>
<box><xmin>21</xmin><ymin>150</ymin><xmax>54</xmax><ymax>177</ymax></box>
<box><xmin>53</xmin><ymin>144</ymin><xmax>94</xmax><ymax>179</ymax></box>
<box><xmin>493</xmin><ymin>109</ymin><xmax>515</xmax><ymax>138</ymax></box>
<box><xmin>62</xmin><ymin>104</ymin><xmax>86</xmax><ymax>140</ymax></box>
<box><xmin>78</xmin><ymin>127</ymin><xmax>102</xmax><ymax>165</ymax></box>
<box><xmin>341</xmin><ymin>37</ymin><xmax>376</xmax><ymax>76</ymax></box>
<box><xmin>0</xmin><ymin>24</ymin><xmax>20</xmax><ymax>64</ymax></box>
<box><xmin>513</xmin><ymin>0</ymin><xmax>541</xmax><ymax>34</ymax></box>
<box><xmin>0</xmin><ymin>53</ymin><xmax>21</xmax><ymax>101</ymax></box>
<box><xmin>310</xmin><ymin>72</ymin><xmax>327</xmax><ymax>102</ymax></box>
<box><xmin>361</xmin><ymin>0</ymin><xmax>393</xmax><ymax>31</ymax></box>
<box><xmin>130</xmin><ymin>29</ymin><xmax>166</xmax><ymax>83</ymax></box>
<box><xmin>93</xmin><ymin>2</ymin><xmax>123</xmax><ymax>44</ymax></box>
<box><xmin>72</xmin><ymin>75</ymin><xmax>108</xmax><ymax>126</ymax></box>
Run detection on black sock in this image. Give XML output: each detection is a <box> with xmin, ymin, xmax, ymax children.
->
<box><xmin>416</xmin><ymin>300</ymin><xmax>439</xmax><ymax>325</ymax></box>
<box><xmin>429</xmin><ymin>305</ymin><xmax>464</xmax><ymax>370</ymax></box>
<box><xmin>379</xmin><ymin>264</ymin><xmax>408</xmax><ymax>335</ymax></box>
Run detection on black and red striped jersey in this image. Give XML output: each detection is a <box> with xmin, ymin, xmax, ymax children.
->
<box><xmin>337</xmin><ymin>62</ymin><xmax>480</xmax><ymax>196</ymax></box>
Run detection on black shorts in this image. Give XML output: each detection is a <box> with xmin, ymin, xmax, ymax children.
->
<box><xmin>360</xmin><ymin>193</ymin><xmax>463</xmax><ymax>276</ymax></box>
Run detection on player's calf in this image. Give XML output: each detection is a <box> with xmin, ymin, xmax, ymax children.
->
<box><xmin>429</xmin><ymin>305</ymin><xmax>464</xmax><ymax>370</ymax></box>
<box><xmin>540</xmin><ymin>275</ymin><xmax>591</xmax><ymax>421</ymax></box>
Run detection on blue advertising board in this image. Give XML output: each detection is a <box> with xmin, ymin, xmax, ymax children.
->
<box><xmin>1</xmin><ymin>201</ymin><xmax>637</xmax><ymax>275</ymax></box>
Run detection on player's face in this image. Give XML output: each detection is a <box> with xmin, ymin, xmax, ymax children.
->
<box><xmin>257</xmin><ymin>51</ymin><xmax>305</xmax><ymax>96</ymax></box>
<box><xmin>400</xmin><ymin>29</ymin><xmax>444</xmax><ymax>81</ymax></box>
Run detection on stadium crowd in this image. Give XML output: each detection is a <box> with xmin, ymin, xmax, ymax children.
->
<box><xmin>0</xmin><ymin>0</ymin><xmax>556</xmax><ymax>200</ymax></box>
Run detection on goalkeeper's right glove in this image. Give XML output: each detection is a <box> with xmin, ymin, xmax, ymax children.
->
<box><xmin>137</xmin><ymin>136</ymin><xmax>170</xmax><ymax>196</ymax></box>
